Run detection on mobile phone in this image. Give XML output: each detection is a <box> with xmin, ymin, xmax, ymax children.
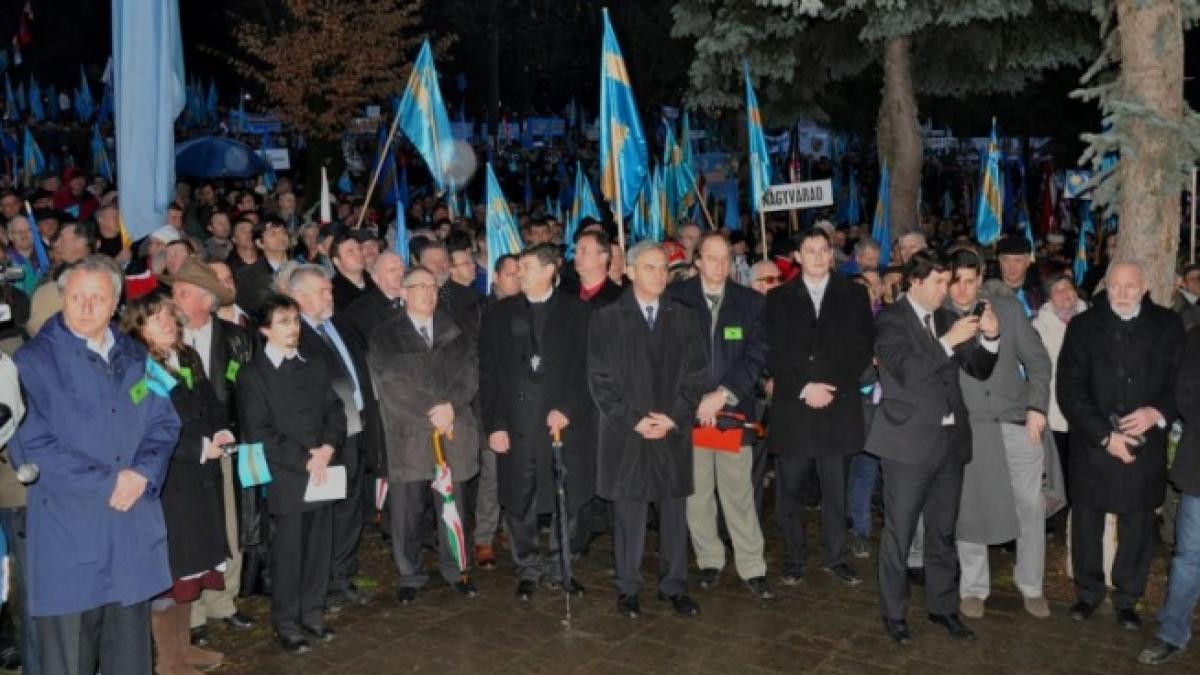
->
<box><xmin>970</xmin><ymin>301</ymin><xmax>987</xmax><ymax>318</ymax></box>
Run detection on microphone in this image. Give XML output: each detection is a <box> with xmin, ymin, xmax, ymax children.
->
<box><xmin>0</xmin><ymin>404</ymin><xmax>38</xmax><ymax>484</ymax></box>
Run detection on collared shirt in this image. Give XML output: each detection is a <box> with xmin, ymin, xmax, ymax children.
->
<box><xmin>408</xmin><ymin>313</ymin><xmax>434</xmax><ymax>346</ymax></box>
<box><xmin>640</xmin><ymin>299</ymin><xmax>660</xmax><ymax>329</ymax></box>
<box><xmin>526</xmin><ymin>288</ymin><xmax>553</xmax><ymax>304</ymax></box>
<box><xmin>804</xmin><ymin>274</ymin><xmax>830</xmax><ymax>317</ymax></box>
<box><xmin>70</xmin><ymin>326</ymin><xmax>115</xmax><ymax>362</ymax></box>
<box><xmin>579</xmin><ymin>279</ymin><xmax>606</xmax><ymax>302</ymax></box>
<box><xmin>304</xmin><ymin>315</ymin><xmax>363</xmax><ymax>411</ymax></box>
<box><xmin>183</xmin><ymin>318</ymin><xmax>214</xmax><ymax>378</ymax></box>
<box><xmin>1183</xmin><ymin>289</ymin><xmax>1198</xmax><ymax>305</ymax></box>
<box><xmin>264</xmin><ymin>343</ymin><xmax>301</xmax><ymax>368</ymax></box>
<box><xmin>909</xmin><ymin>299</ymin><xmax>999</xmax><ymax>426</ymax></box>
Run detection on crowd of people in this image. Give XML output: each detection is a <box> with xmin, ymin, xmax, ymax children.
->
<box><xmin>0</xmin><ymin>164</ymin><xmax>1197</xmax><ymax>675</ymax></box>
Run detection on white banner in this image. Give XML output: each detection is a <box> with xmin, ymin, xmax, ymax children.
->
<box><xmin>760</xmin><ymin>179</ymin><xmax>834</xmax><ymax>213</ymax></box>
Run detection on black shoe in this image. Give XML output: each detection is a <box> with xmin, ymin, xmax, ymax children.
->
<box><xmin>780</xmin><ymin>568</ymin><xmax>804</xmax><ymax>586</ymax></box>
<box><xmin>301</xmin><ymin>625</ymin><xmax>335</xmax><ymax>643</ymax></box>
<box><xmin>1068</xmin><ymin>599</ymin><xmax>1099</xmax><ymax>621</ymax></box>
<box><xmin>745</xmin><ymin>576</ymin><xmax>775</xmax><ymax>600</ymax></box>
<box><xmin>1139</xmin><ymin>638</ymin><xmax>1185</xmax><ymax>665</ymax></box>
<box><xmin>548</xmin><ymin>577</ymin><xmax>586</xmax><ymax>596</ymax></box>
<box><xmin>397</xmin><ymin>587</ymin><xmax>419</xmax><ymax>606</ymax></box>
<box><xmin>190</xmin><ymin>625</ymin><xmax>210</xmax><ymax>648</ymax></box>
<box><xmin>277</xmin><ymin>633</ymin><xmax>312</xmax><ymax>654</ymax></box>
<box><xmin>0</xmin><ymin>644</ymin><xmax>20</xmax><ymax>670</ymax></box>
<box><xmin>223</xmin><ymin>611</ymin><xmax>256</xmax><ymax>631</ymax></box>
<box><xmin>848</xmin><ymin>534</ymin><xmax>870</xmax><ymax>559</ymax></box>
<box><xmin>927</xmin><ymin>613</ymin><xmax>976</xmax><ymax>641</ymax></box>
<box><xmin>882</xmin><ymin>618</ymin><xmax>913</xmax><ymax>646</ymax></box>
<box><xmin>698</xmin><ymin>567</ymin><xmax>720</xmax><ymax>590</ymax></box>
<box><xmin>1116</xmin><ymin>607</ymin><xmax>1142</xmax><ymax>631</ymax></box>
<box><xmin>658</xmin><ymin>592</ymin><xmax>700</xmax><ymax>617</ymax></box>
<box><xmin>823</xmin><ymin>563</ymin><xmax>862</xmax><ymax>586</ymax></box>
<box><xmin>453</xmin><ymin>579</ymin><xmax>479</xmax><ymax>598</ymax></box>
<box><xmin>617</xmin><ymin>594</ymin><xmax>640</xmax><ymax>619</ymax></box>
<box><xmin>907</xmin><ymin>567</ymin><xmax>926</xmax><ymax>586</ymax></box>
<box><xmin>516</xmin><ymin>579</ymin><xmax>537</xmax><ymax>602</ymax></box>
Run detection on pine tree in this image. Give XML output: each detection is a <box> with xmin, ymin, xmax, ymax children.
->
<box><xmin>673</xmin><ymin>0</ymin><xmax>1099</xmax><ymax>235</ymax></box>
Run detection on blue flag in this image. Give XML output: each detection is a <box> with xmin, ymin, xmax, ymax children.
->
<box><xmin>13</xmin><ymin>82</ymin><xmax>24</xmax><ymax>113</ymax></box>
<box><xmin>206</xmin><ymin>80</ymin><xmax>218</xmax><ymax>125</ymax></box>
<box><xmin>22</xmin><ymin>127</ymin><xmax>44</xmax><ymax>185</ymax></box>
<box><xmin>974</xmin><ymin>118</ymin><xmax>1004</xmax><ymax>246</ymax></box>
<box><xmin>376</xmin><ymin>124</ymin><xmax>399</xmax><ymax>206</ymax></box>
<box><xmin>840</xmin><ymin>168</ymin><xmax>862</xmax><ymax>226</ymax></box>
<box><xmin>565</xmin><ymin>161</ymin><xmax>602</xmax><ymax>259</ymax></box>
<box><xmin>27</xmin><ymin>77</ymin><xmax>42</xmax><ymax>122</ymax></box>
<box><xmin>391</xmin><ymin>162</ymin><xmax>408</xmax><ymax>264</ymax></box>
<box><xmin>598</xmin><ymin>8</ymin><xmax>648</xmax><ymax>217</ymax></box>
<box><xmin>396</xmin><ymin>40</ymin><xmax>455</xmax><ymax>194</ymax></box>
<box><xmin>1074</xmin><ymin>202</ymin><xmax>1094</xmax><ymax>283</ymax></box>
<box><xmin>75</xmin><ymin>65</ymin><xmax>95</xmax><ymax>122</ymax></box>
<box><xmin>45</xmin><ymin>85</ymin><xmax>59</xmax><ymax>121</ymax></box>
<box><xmin>649</xmin><ymin>165</ymin><xmax>667</xmax><ymax>243</ymax></box>
<box><xmin>4</xmin><ymin>74</ymin><xmax>16</xmax><ymax>122</ymax></box>
<box><xmin>872</xmin><ymin>163</ymin><xmax>892</xmax><ymax>270</ymax></box>
<box><xmin>113</xmin><ymin>0</ymin><xmax>187</xmax><ymax>240</ymax></box>
<box><xmin>97</xmin><ymin>83</ymin><xmax>113</xmax><ymax>124</ymax></box>
<box><xmin>485</xmin><ymin>163</ymin><xmax>523</xmax><ymax>291</ymax></box>
<box><xmin>24</xmin><ymin>204</ymin><xmax>51</xmax><ymax>272</ymax></box>
<box><xmin>91</xmin><ymin>125</ymin><xmax>114</xmax><ymax>183</ymax></box>
<box><xmin>744</xmin><ymin>62</ymin><xmax>772</xmax><ymax>215</ymax></box>
<box><xmin>260</xmin><ymin>131</ymin><xmax>277</xmax><ymax>192</ymax></box>
<box><xmin>337</xmin><ymin>169</ymin><xmax>352</xmax><ymax>195</ymax></box>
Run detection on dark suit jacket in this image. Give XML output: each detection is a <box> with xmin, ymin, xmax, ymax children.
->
<box><xmin>234</xmin><ymin>257</ymin><xmax>282</xmax><ymax>320</ymax></box>
<box><xmin>298</xmin><ymin>318</ymin><xmax>382</xmax><ymax>473</ymax></box>
<box><xmin>764</xmin><ymin>274</ymin><xmax>874</xmax><ymax>456</ymax></box>
<box><xmin>439</xmin><ymin>280</ymin><xmax>483</xmax><ymax>340</ymax></box>
<box><xmin>479</xmin><ymin>291</ymin><xmax>596</xmax><ymax>510</ymax></box>
<box><xmin>332</xmin><ymin>271</ymin><xmax>376</xmax><ymax>315</ymax></box>
<box><xmin>237</xmin><ymin>351</ymin><xmax>347</xmax><ymax>515</ymax></box>
<box><xmin>341</xmin><ymin>287</ymin><xmax>404</xmax><ymax>352</ymax></box>
<box><xmin>865</xmin><ymin>296</ymin><xmax>999</xmax><ymax>466</ymax></box>
<box><xmin>206</xmin><ymin>318</ymin><xmax>256</xmax><ymax>413</ymax></box>
<box><xmin>666</xmin><ymin>276</ymin><xmax>768</xmax><ymax>426</ymax></box>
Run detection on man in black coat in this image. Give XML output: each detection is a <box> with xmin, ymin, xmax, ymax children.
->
<box><xmin>1139</xmin><ymin>324</ymin><xmax>1200</xmax><ymax>665</ymax></box>
<box><xmin>480</xmin><ymin>244</ymin><xmax>594</xmax><ymax>601</ymax></box>
<box><xmin>287</xmin><ymin>265</ymin><xmax>381</xmax><ymax>610</ymax></box>
<box><xmin>868</xmin><ymin>249</ymin><xmax>999</xmax><ymax>646</ymax></box>
<box><xmin>561</xmin><ymin>227</ymin><xmax>624</xmax><ymax>306</ymax></box>
<box><xmin>237</xmin><ymin>295</ymin><xmax>346</xmax><ymax>653</ymax></box>
<box><xmin>341</xmin><ymin>251</ymin><xmax>406</xmax><ymax>352</ymax></box>
<box><xmin>587</xmin><ymin>241</ymin><xmax>707</xmax><ymax>619</ymax></box>
<box><xmin>766</xmin><ymin>228</ymin><xmax>874</xmax><ymax>587</ymax></box>
<box><xmin>234</xmin><ymin>218</ymin><xmax>292</xmax><ymax>320</ymax></box>
<box><xmin>414</xmin><ymin>237</ymin><xmax>482</xmax><ymax>340</ymax></box>
<box><xmin>1057</xmin><ymin>261</ymin><xmax>1186</xmax><ymax>630</ymax></box>
<box><xmin>330</xmin><ymin>232</ymin><xmax>377</xmax><ymax>315</ymax></box>
<box><xmin>667</xmin><ymin>232</ymin><xmax>772</xmax><ymax>599</ymax></box>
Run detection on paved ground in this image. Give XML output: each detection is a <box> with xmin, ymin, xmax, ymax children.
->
<box><xmin>204</xmin><ymin>515</ymin><xmax>1200</xmax><ymax>675</ymax></box>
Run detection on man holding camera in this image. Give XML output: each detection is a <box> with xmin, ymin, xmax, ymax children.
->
<box><xmin>1057</xmin><ymin>261</ymin><xmax>1186</xmax><ymax>630</ymax></box>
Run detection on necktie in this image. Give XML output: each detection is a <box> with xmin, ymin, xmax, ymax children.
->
<box><xmin>923</xmin><ymin>312</ymin><xmax>938</xmax><ymax>343</ymax></box>
<box><xmin>419</xmin><ymin>325</ymin><xmax>433</xmax><ymax>348</ymax></box>
<box><xmin>644</xmin><ymin>305</ymin><xmax>656</xmax><ymax>330</ymax></box>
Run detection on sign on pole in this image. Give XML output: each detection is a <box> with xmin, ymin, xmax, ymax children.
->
<box><xmin>760</xmin><ymin>179</ymin><xmax>833</xmax><ymax>213</ymax></box>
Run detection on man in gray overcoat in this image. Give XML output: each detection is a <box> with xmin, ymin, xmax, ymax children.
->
<box><xmin>951</xmin><ymin>249</ymin><xmax>1064</xmax><ymax>620</ymax></box>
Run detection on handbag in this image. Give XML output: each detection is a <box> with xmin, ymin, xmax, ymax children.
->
<box><xmin>236</xmin><ymin>442</ymin><xmax>272</xmax><ymax>487</ymax></box>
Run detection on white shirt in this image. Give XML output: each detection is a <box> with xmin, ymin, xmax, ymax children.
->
<box><xmin>264</xmin><ymin>343</ymin><xmax>301</xmax><ymax>368</ymax></box>
<box><xmin>1183</xmin><ymin>289</ymin><xmax>1198</xmax><ymax>305</ymax></box>
<box><xmin>526</xmin><ymin>288</ymin><xmax>553</xmax><ymax>304</ymax></box>
<box><xmin>70</xmin><ymin>326</ymin><xmax>115</xmax><ymax>362</ymax></box>
<box><xmin>408</xmin><ymin>313</ymin><xmax>434</xmax><ymax>344</ymax></box>
<box><xmin>803</xmin><ymin>274</ymin><xmax>830</xmax><ymax>317</ymax></box>
<box><xmin>183</xmin><ymin>319</ymin><xmax>214</xmax><ymax>378</ymax></box>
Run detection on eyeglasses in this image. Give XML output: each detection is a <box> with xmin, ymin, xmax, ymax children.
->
<box><xmin>755</xmin><ymin>275</ymin><xmax>783</xmax><ymax>285</ymax></box>
<box><xmin>404</xmin><ymin>283</ymin><xmax>438</xmax><ymax>292</ymax></box>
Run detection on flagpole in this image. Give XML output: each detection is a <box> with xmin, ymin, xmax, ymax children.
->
<box><xmin>758</xmin><ymin>211</ymin><xmax>769</xmax><ymax>262</ymax></box>
<box><xmin>688</xmin><ymin>173</ymin><xmax>717</xmax><ymax>231</ymax></box>
<box><xmin>354</xmin><ymin>111</ymin><xmax>403</xmax><ymax>230</ymax></box>
<box><xmin>1191</xmin><ymin>167</ymin><xmax>1197</xmax><ymax>264</ymax></box>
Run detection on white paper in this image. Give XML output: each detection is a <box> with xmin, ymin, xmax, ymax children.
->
<box><xmin>304</xmin><ymin>465</ymin><xmax>347</xmax><ymax>502</ymax></box>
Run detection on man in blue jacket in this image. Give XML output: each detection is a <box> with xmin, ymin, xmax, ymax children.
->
<box><xmin>12</xmin><ymin>255</ymin><xmax>181</xmax><ymax>675</ymax></box>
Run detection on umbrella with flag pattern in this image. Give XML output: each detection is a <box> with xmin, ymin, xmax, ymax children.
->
<box><xmin>432</xmin><ymin>431</ymin><xmax>468</xmax><ymax>579</ymax></box>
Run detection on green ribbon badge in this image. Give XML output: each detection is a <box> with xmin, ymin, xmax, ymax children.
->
<box><xmin>178</xmin><ymin>366</ymin><xmax>194</xmax><ymax>389</ymax></box>
<box><xmin>225</xmin><ymin>359</ymin><xmax>241</xmax><ymax>383</ymax></box>
<box><xmin>724</xmin><ymin>326</ymin><xmax>744</xmax><ymax>341</ymax></box>
<box><xmin>129</xmin><ymin>379</ymin><xmax>149</xmax><ymax>405</ymax></box>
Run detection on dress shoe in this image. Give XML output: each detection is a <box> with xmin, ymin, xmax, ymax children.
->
<box><xmin>475</xmin><ymin>544</ymin><xmax>497</xmax><ymax>570</ymax></box>
<box><xmin>0</xmin><ymin>645</ymin><xmax>19</xmax><ymax>671</ymax></box>
<box><xmin>780</xmin><ymin>568</ymin><xmax>804</xmax><ymax>586</ymax></box>
<box><xmin>823</xmin><ymin>563</ymin><xmax>862</xmax><ymax>586</ymax></box>
<box><xmin>453</xmin><ymin>579</ymin><xmax>479</xmax><ymax>598</ymax></box>
<box><xmin>960</xmin><ymin>596</ymin><xmax>985</xmax><ymax>619</ymax></box>
<box><xmin>301</xmin><ymin>625</ymin><xmax>335</xmax><ymax>643</ymax></box>
<box><xmin>547</xmin><ymin>577</ymin><xmax>586</xmax><ymax>596</ymax></box>
<box><xmin>907</xmin><ymin>567</ymin><xmax>926</xmax><ymax>586</ymax></box>
<box><xmin>1022</xmin><ymin>596</ymin><xmax>1050</xmax><ymax>619</ymax></box>
<box><xmin>658</xmin><ymin>592</ymin><xmax>700</xmax><ymax>617</ymax></box>
<box><xmin>1116</xmin><ymin>607</ymin><xmax>1142</xmax><ymax>631</ymax></box>
<box><xmin>616</xmin><ymin>594</ymin><xmax>640</xmax><ymax>619</ymax></box>
<box><xmin>745</xmin><ymin>576</ymin><xmax>775</xmax><ymax>600</ymax></box>
<box><xmin>1068</xmin><ymin>599</ymin><xmax>1099</xmax><ymax>621</ymax></box>
<box><xmin>222</xmin><ymin>611</ymin><xmax>256</xmax><ymax>631</ymax></box>
<box><xmin>848</xmin><ymin>534</ymin><xmax>870</xmax><ymax>559</ymax></box>
<box><xmin>927</xmin><ymin>613</ymin><xmax>976</xmax><ymax>641</ymax></box>
<box><xmin>882</xmin><ymin>618</ymin><xmax>912</xmax><ymax>646</ymax></box>
<box><xmin>698</xmin><ymin>567</ymin><xmax>721</xmax><ymax>590</ymax></box>
<box><xmin>516</xmin><ymin>579</ymin><xmax>537</xmax><ymax>602</ymax></box>
<box><xmin>277</xmin><ymin>634</ymin><xmax>312</xmax><ymax>654</ymax></box>
<box><xmin>1138</xmin><ymin>638</ymin><xmax>1185</xmax><ymax>665</ymax></box>
<box><xmin>190</xmin><ymin>626</ymin><xmax>210</xmax><ymax>648</ymax></box>
<box><xmin>397</xmin><ymin>587</ymin><xmax>419</xmax><ymax>606</ymax></box>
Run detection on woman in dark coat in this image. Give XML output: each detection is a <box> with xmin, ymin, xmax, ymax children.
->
<box><xmin>124</xmin><ymin>294</ymin><xmax>231</xmax><ymax>675</ymax></box>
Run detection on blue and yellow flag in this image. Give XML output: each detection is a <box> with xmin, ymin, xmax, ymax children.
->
<box><xmin>396</xmin><ymin>40</ymin><xmax>455</xmax><ymax>194</ymax></box>
<box><xmin>974</xmin><ymin>118</ymin><xmax>1004</xmax><ymax>246</ymax></box>
<box><xmin>743</xmin><ymin>62</ymin><xmax>772</xmax><ymax>215</ymax></box>
<box><xmin>22</xmin><ymin>127</ymin><xmax>44</xmax><ymax>185</ymax></box>
<box><xmin>662</xmin><ymin>121</ymin><xmax>697</xmax><ymax>237</ymax></box>
<box><xmin>872</xmin><ymin>162</ymin><xmax>892</xmax><ymax>270</ymax></box>
<box><xmin>27</xmin><ymin>77</ymin><xmax>42</xmax><ymax>122</ymax></box>
<box><xmin>91</xmin><ymin>124</ymin><xmax>113</xmax><ymax>182</ymax></box>
<box><xmin>485</xmin><ymin>163</ymin><xmax>523</xmax><ymax>292</ymax></box>
<box><xmin>565</xmin><ymin>161</ymin><xmax>602</xmax><ymax>260</ymax></box>
<box><xmin>75</xmin><ymin>64</ymin><xmax>95</xmax><ymax>122</ymax></box>
<box><xmin>598</xmin><ymin>8</ymin><xmax>648</xmax><ymax>216</ymax></box>
<box><xmin>1074</xmin><ymin>202</ymin><xmax>1094</xmax><ymax>283</ymax></box>
<box><xmin>4</xmin><ymin>74</ymin><xmax>17</xmax><ymax>122</ymax></box>
<box><xmin>649</xmin><ymin>165</ymin><xmax>667</xmax><ymax>243</ymax></box>
<box><xmin>392</xmin><ymin>162</ymin><xmax>408</xmax><ymax>264</ymax></box>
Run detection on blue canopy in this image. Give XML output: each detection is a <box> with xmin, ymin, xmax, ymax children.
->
<box><xmin>175</xmin><ymin>135</ymin><xmax>270</xmax><ymax>179</ymax></box>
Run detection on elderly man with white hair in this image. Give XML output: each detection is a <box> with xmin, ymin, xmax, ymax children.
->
<box><xmin>1057</xmin><ymin>260</ymin><xmax>1186</xmax><ymax>630</ymax></box>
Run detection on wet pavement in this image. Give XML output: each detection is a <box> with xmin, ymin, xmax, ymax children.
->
<box><xmin>208</xmin><ymin>520</ymin><xmax>1200</xmax><ymax>674</ymax></box>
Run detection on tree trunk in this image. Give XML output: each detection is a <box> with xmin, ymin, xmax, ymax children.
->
<box><xmin>877</xmin><ymin>36</ymin><xmax>922</xmax><ymax>238</ymax></box>
<box><xmin>1114</xmin><ymin>0</ymin><xmax>1184</xmax><ymax>305</ymax></box>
